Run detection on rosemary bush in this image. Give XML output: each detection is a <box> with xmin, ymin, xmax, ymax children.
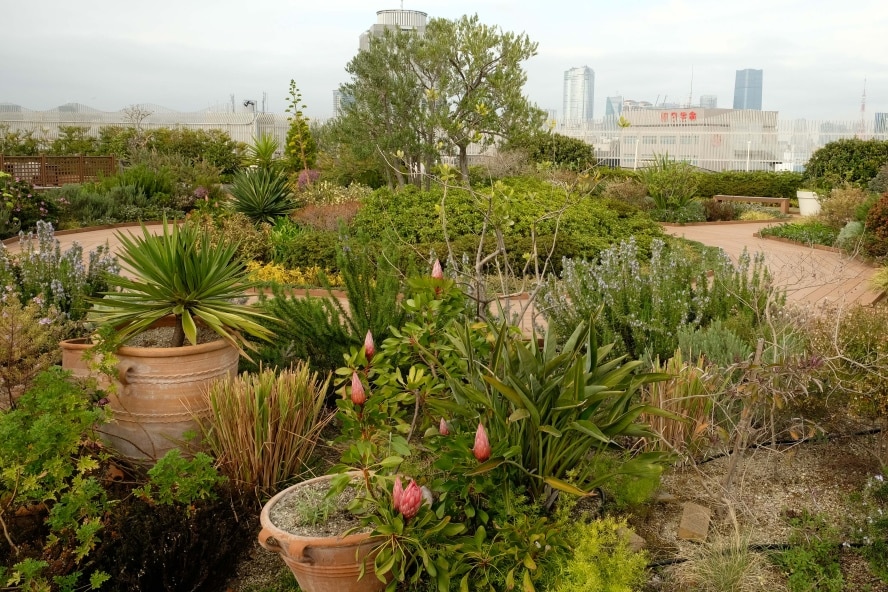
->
<box><xmin>542</xmin><ymin>238</ymin><xmax>781</xmax><ymax>360</ymax></box>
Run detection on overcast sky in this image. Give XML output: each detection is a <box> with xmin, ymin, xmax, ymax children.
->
<box><xmin>2</xmin><ymin>0</ymin><xmax>886</xmax><ymax>123</ymax></box>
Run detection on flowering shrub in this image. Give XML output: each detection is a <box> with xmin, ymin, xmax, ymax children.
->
<box><xmin>324</xmin><ymin>264</ymin><xmax>667</xmax><ymax>590</ymax></box>
<box><xmin>0</xmin><ymin>221</ymin><xmax>118</xmax><ymax>323</ymax></box>
<box><xmin>542</xmin><ymin>238</ymin><xmax>781</xmax><ymax>360</ymax></box>
<box><xmin>0</xmin><ymin>171</ymin><xmax>57</xmax><ymax>239</ymax></box>
<box><xmin>245</xmin><ymin>261</ymin><xmax>343</xmax><ymax>287</ymax></box>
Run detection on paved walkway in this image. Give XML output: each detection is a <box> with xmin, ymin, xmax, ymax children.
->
<box><xmin>664</xmin><ymin>221</ymin><xmax>883</xmax><ymax>307</ymax></box>
<box><xmin>5</xmin><ymin>219</ymin><xmax>882</xmax><ymax>314</ymax></box>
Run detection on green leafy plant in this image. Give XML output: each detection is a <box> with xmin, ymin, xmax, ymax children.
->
<box><xmin>89</xmin><ymin>218</ymin><xmax>275</xmax><ymax>352</ymax></box>
<box><xmin>447</xmin><ymin>316</ymin><xmax>674</xmax><ymax>507</ymax></box>
<box><xmin>557</xmin><ymin>516</ymin><xmax>648</xmax><ymax>592</ymax></box>
<box><xmin>244</xmin><ymin>133</ymin><xmax>282</xmax><ymax>170</ymax></box>
<box><xmin>805</xmin><ymin>138</ymin><xmax>888</xmax><ymax>193</ymax></box>
<box><xmin>0</xmin><ymin>368</ymin><xmax>110</xmax><ymax>590</ymax></box>
<box><xmin>772</xmin><ymin>510</ymin><xmax>844</xmax><ymax>592</ymax></box>
<box><xmin>759</xmin><ymin>220</ymin><xmax>839</xmax><ymax>246</ymax></box>
<box><xmin>133</xmin><ymin>449</ymin><xmax>225</xmax><ymax>509</ymax></box>
<box><xmin>201</xmin><ymin>364</ymin><xmax>332</xmax><ymax>494</ymax></box>
<box><xmin>0</xmin><ymin>292</ymin><xmax>69</xmax><ymax>408</ymax></box>
<box><xmin>229</xmin><ymin>168</ymin><xmax>297</xmax><ymax>225</ymax></box>
<box><xmin>853</xmin><ymin>472</ymin><xmax>888</xmax><ymax>582</ymax></box>
<box><xmin>638</xmin><ymin>153</ymin><xmax>699</xmax><ymax>212</ymax></box>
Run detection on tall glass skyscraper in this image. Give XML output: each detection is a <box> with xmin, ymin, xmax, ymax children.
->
<box><xmin>733</xmin><ymin>69</ymin><xmax>763</xmax><ymax>110</ymax></box>
<box><xmin>563</xmin><ymin>67</ymin><xmax>595</xmax><ymax>123</ymax></box>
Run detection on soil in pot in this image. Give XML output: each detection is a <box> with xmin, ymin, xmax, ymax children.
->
<box><xmin>269</xmin><ymin>479</ymin><xmax>370</xmax><ymax>538</ymax></box>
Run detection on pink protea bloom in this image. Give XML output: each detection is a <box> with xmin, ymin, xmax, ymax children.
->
<box><xmin>364</xmin><ymin>330</ymin><xmax>375</xmax><ymax>360</ymax></box>
<box><xmin>392</xmin><ymin>476</ymin><xmax>403</xmax><ymax>510</ymax></box>
<box><xmin>399</xmin><ymin>479</ymin><xmax>422</xmax><ymax>520</ymax></box>
<box><xmin>439</xmin><ymin>417</ymin><xmax>450</xmax><ymax>436</ymax></box>
<box><xmin>473</xmin><ymin>422</ymin><xmax>491</xmax><ymax>462</ymax></box>
<box><xmin>350</xmin><ymin>371</ymin><xmax>367</xmax><ymax>406</ymax></box>
<box><xmin>431</xmin><ymin>259</ymin><xmax>444</xmax><ymax>280</ymax></box>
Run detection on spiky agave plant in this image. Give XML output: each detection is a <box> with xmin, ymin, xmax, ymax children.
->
<box><xmin>89</xmin><ymin>218</ymin><xmax>275</xmax><ymax>354</ymax></box>
<box><xmin>229</xmin><ymin>167</ymin><xmax>296</xmax><ymax>225</ymax></box>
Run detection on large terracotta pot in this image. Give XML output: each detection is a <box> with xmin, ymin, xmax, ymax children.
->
<box><xmin>259</xmin><ymin>473</ymin><xmax>386</xmax><ymax>592</ymax></box>
<box><xmin>59</xmin><ymin>333</ymin><xmax>238</xmax><ymax>462</ymax></box>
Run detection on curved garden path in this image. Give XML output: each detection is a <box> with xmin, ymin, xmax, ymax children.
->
<box><xmin>664</xmin><ymin>221</ymin><xmax>883</xmax><ymax>307</ymax></box>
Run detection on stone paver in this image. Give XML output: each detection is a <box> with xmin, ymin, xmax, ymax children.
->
<box><xmin>665</xmin><ymin>221</ymin><xmax>883</xmax><ymax>307</ymax></box>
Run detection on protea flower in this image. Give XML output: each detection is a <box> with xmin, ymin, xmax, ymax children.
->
<box><xmin>393</xmin><ymin>476</ymin><xmax>403</xmax><ymax>510</ymax></box>
<box><xmin>364</xmin><ymin>330</ymin><xmax>375</xmax><ymax>360</ymax></box>
<box><xmin>431</xmin><ymin>259</ymin><xmax>444</xmax><ymax>280</ymax></box>
<box><xmin>399</xmin><ymin>479</ymin><xmax>422</xmax><ymax>520</ymax></box>
<box><xmin>473</xmin><ymin>422</ymin><xmax>491</xmax><ymax>462</ymax></box>
<box><xmin>439</xmin><ymin>417</ymin><xmax>450</xmax><ymax>436</ymax></box>
<box><xmin>350</xmin><ymin>371</ymin><xmax>367</xmax><ymax>406</ymax></box>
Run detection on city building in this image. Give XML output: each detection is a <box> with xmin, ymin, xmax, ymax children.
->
<box><xmin>876</xmin><ymin>112</ymin><xmax>888</xmax><ymax>134</ymax></box>
<box><xmin>700</xmin><ymin>94</ymin><xmax>718</xmax><ymax>109</ymax></box>
<box><xmin>332</xmin><ymin>90</ymin><xmax>355</xmax><ymax>117</ymax></box>
<box><xmin>359</xmin><ymin>9</ymin><xmax>428</xmax><ymax>51</ymax></box>
<box><xmin>563</xmin><ymin>66</ymin><xmax>595</xmax><ymax>124</ymax></box>
<box><xmin>605</xmin><ymin>95</ymin><xmax>623</xmax><ymax>118</ymax></box>
<box><xmin>733</xmin><ymin>69</ymin><xmax>763</xmax><ymax>110</ymax></box>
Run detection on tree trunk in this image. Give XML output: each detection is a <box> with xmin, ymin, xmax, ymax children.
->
<box><xmin>172</xmin><ymin>316</ymin><xmax>186</xmax><ymax>347</ymax></box>
<box><xmin>458</xmin><ymin>144</ymin><xmax>470</xmax><ymax>185</ymax></box>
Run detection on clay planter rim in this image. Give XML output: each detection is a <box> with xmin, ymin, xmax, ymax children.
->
<box><xmin>258</xmin><ymin>472</ymin><xmax>378</xmax><ymax>564</ymax></box>
<box><xmin>60</xmin><ymin>335</ymin><xmax>233</xmax><ymax>357</ymax></box>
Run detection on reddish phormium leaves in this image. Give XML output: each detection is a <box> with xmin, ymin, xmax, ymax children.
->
<box><xmin>350</xmin><ymin>371</ymin><xmax>367</xmax><ymax>406</ymax></box>
<box><xmin>439</xmin><ymin>417</ymin><xmax>450</xmax><ymax>436</ymax></box>
<box><xmin>431</xmin><ymin>259</ymin><xmax>444</xmax><ymax>280</ymax></box>
<box><xmin>473</xmin><ymin>422</ymin><xmax>491</xmax><ymax>462</ymax></box>
<box><xmin>363</xmin><ymin>330</ymin><xmax>375</xmax><ymax>361</ymax></box>
<box><xmin>398</xmin><ymin>479</ymin><xmax>422</xmax><ymax>521</ymax></box>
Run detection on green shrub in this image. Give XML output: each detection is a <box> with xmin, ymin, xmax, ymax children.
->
<box><xmin>510</xmin><ymin>131</ymin><xmax>597</xmax><ymax>170</ymax></box>
<box><xmin>854</xmin><ymin>473</ymin><xmax>888</xmax><ymax>582</ymax></box>
<box><xmin>772</xmin><ymin>510</ymin><xmax>844</xmax><ymax>592</ymax></box>
<box><xmin>651</xmin><ymin>201</ymin><xmax>706</xmax><ymax>223</ymax></box>
<box><xmin>134</xmin><ymin>450</ymin><xmax>225</xmax><ymax>508</ymax></box>
<box><xmin>678</xmin><ymin>320</ymin><xmax>753</xmax><ymax>367</ymax></box>
<box><xmin>836</xmin><ymin>220</ymin><xmax>864</xmax><ymax>252</ymax></box>
<box><xmin>189</xmin><ymin>211</ymin><xmax>274</xmax><ymax>264</ymax></box>
<box><xmin>637</xmin><ymin>154</ymin><xmax>699</xmax><ymax>211</ymax></box>
<box><xmin>819</xmin><ymin>186</ymin><xmax>870</xmax><ymax>230</ymax></box>
<box><xmin>271</xmin><ymin>228</ymin><xmax>340</xmax><ymax>270</ymax></box>
<box><xmin>869</xmin><ymin>161</ymin><xmax>888</xmax><ymax>193</ymax></box>
<box><xmin>556</xmin><ymin>516</ymin><xmax>649</xmax><ymax>592</ymax></box>
<box><xmin>759</xmin><ymin>221</ymin><xmax>838</xmax><ymax>247</ymax></box>
<box><xmin>601</xmin><ymin>178</ymin><xmax>652</xmax><ymax>210</ymax></box>
<box><xmin>695</xmin><ymin>171</ymin><xmax>804</xmax><ymax>200</ymax></box>
<box><xmin>0</xmin><ymin>369</ymin><xmax>111</xmax><ymax>590</ymax></box>
<box><xmin>542</xmin><ymin>238</ymin><xmax>780</xmax><ymax>360</ymax></box>
<box><xmin>805</xmin><ymin>138</ymin><xmax>888</xmax><ymax>193</ymax></box>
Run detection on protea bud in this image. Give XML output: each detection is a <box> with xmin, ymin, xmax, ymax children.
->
<box><xmin>473</xmin><ymin>422</ymin><xmax>491</xmax><ymax>462</ymax></box>
<box><xmin>364</xmin><ymin>330</ymin><xmax>375</xmax><ymax>360</ymax></box>
<box><xmin>392</xmin><ymin>476</ymin><xmax>403</xmax><ymax>510</ymax></box>
<box><xmin>431</xmin><ymin>259</ymin><xmax>444</xmax><ymax>280</ymax></box>
<box><xmin>350</xmin><ymin>371</ymin><xmax>366</xmax><ymax>406</ymax></box>
<box><xmin>399</xmin><ymin>479</ymin><xmax>422</xmax><ymax>520</ymax></box>
<box><xmin>438</xmin><ymin>417</ymin><xmax>450</xmax><ymax>436</ymax></box>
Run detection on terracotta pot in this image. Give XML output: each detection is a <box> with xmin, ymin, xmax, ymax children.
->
<box><xmin>59</xmin><ymin>333</ymin><xmax>238</xmax><ymax>462</ymax></box>
<box><xmin>259</xmin><ymin>473</ymin><xmax>386</xmax><ymax>592</ymax></box>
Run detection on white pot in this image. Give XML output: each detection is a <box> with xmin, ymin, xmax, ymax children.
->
<box><xmin>797</xmin><ymin>190</ymin><xmax>820</xmax><ymax>216</ymax></box>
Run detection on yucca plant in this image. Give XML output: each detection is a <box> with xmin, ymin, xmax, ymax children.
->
<box><xmin>229</xmin><ymin>167</ymin><xmax>296</xmax><ymax>225</ymax></box>
<box><xmin>242</xmin><ymin>133</ymin><xmax>281</xmax><ymax>170</ymax></box>
<box><xmin>89</xmin><ymin>218</ymin><xmax>275</xmax><ymax>353</ymax></box>
<box><xmin>202</xmin><ymin>363</ymin><xmax>332</xmax><ymax>494</ymax></box>
<box><xmin>448</xmin><ymin>315</ymin><xmax>677</xmax><ymax>507</ymax></box>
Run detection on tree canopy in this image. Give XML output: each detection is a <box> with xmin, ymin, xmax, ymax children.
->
<box><xmin>333</xmin><ymin>13</ymin><xmax>544</xmax><ymax>188</ymax></box>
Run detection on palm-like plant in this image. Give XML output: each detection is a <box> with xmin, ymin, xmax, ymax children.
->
<box><xmin>243</xmin><ymin>133</ymin><xmax>281</xmax><ymax>170</ymax></box>
<box><xmin>229</xmin><ymin>168</ymin><xmax>297</xmax><ymax>225</ymax></box>
<box><xmin>90</xmin><ymin>219</ymin><xmax>274</xmax><ymax>352</ymax></box>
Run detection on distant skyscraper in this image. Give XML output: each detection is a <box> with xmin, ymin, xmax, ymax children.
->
<box><xmin>605</xmin><ymin>95</ymin><xmax>623</xmax><ymax>118</ymax></box>
<box><xmin>733</xmin><ymin>69</ymin><xmax>763</xmax><ymax>110</ymax></box>
<box><xmin>359</xmin><ymin>9</ymin><xmax>428</xmax><ymax>51</ymax></box>
<box><xmin>333</xmin><ymin>90</ymin><xmax>354</xmax><ymax>117</ymax></box>
<box><xmin>563</xmin><ymin>67</ymin><xmax>595</xmax><ymax>122</ymax></box>
<box><xmin>875</xmin><ymin>113</ymin><xmax>888</xmax><ymax>134</ymax></box>
<box><xmin>700</xmin><ymin>94</ymin><xmax>717</xmax><ymax>109</ymax></box>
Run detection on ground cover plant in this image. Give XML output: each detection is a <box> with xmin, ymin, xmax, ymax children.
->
<box><xmin>759</xmin><ymin>220</ymin><xmax>839</xmax><ymax>247</ymax></box>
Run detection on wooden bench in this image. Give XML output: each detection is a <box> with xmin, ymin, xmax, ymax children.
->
<box><xmin>712</xmin><ymin>195</ymin><xmax>789</xmax><ymax>214</ymax></box>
